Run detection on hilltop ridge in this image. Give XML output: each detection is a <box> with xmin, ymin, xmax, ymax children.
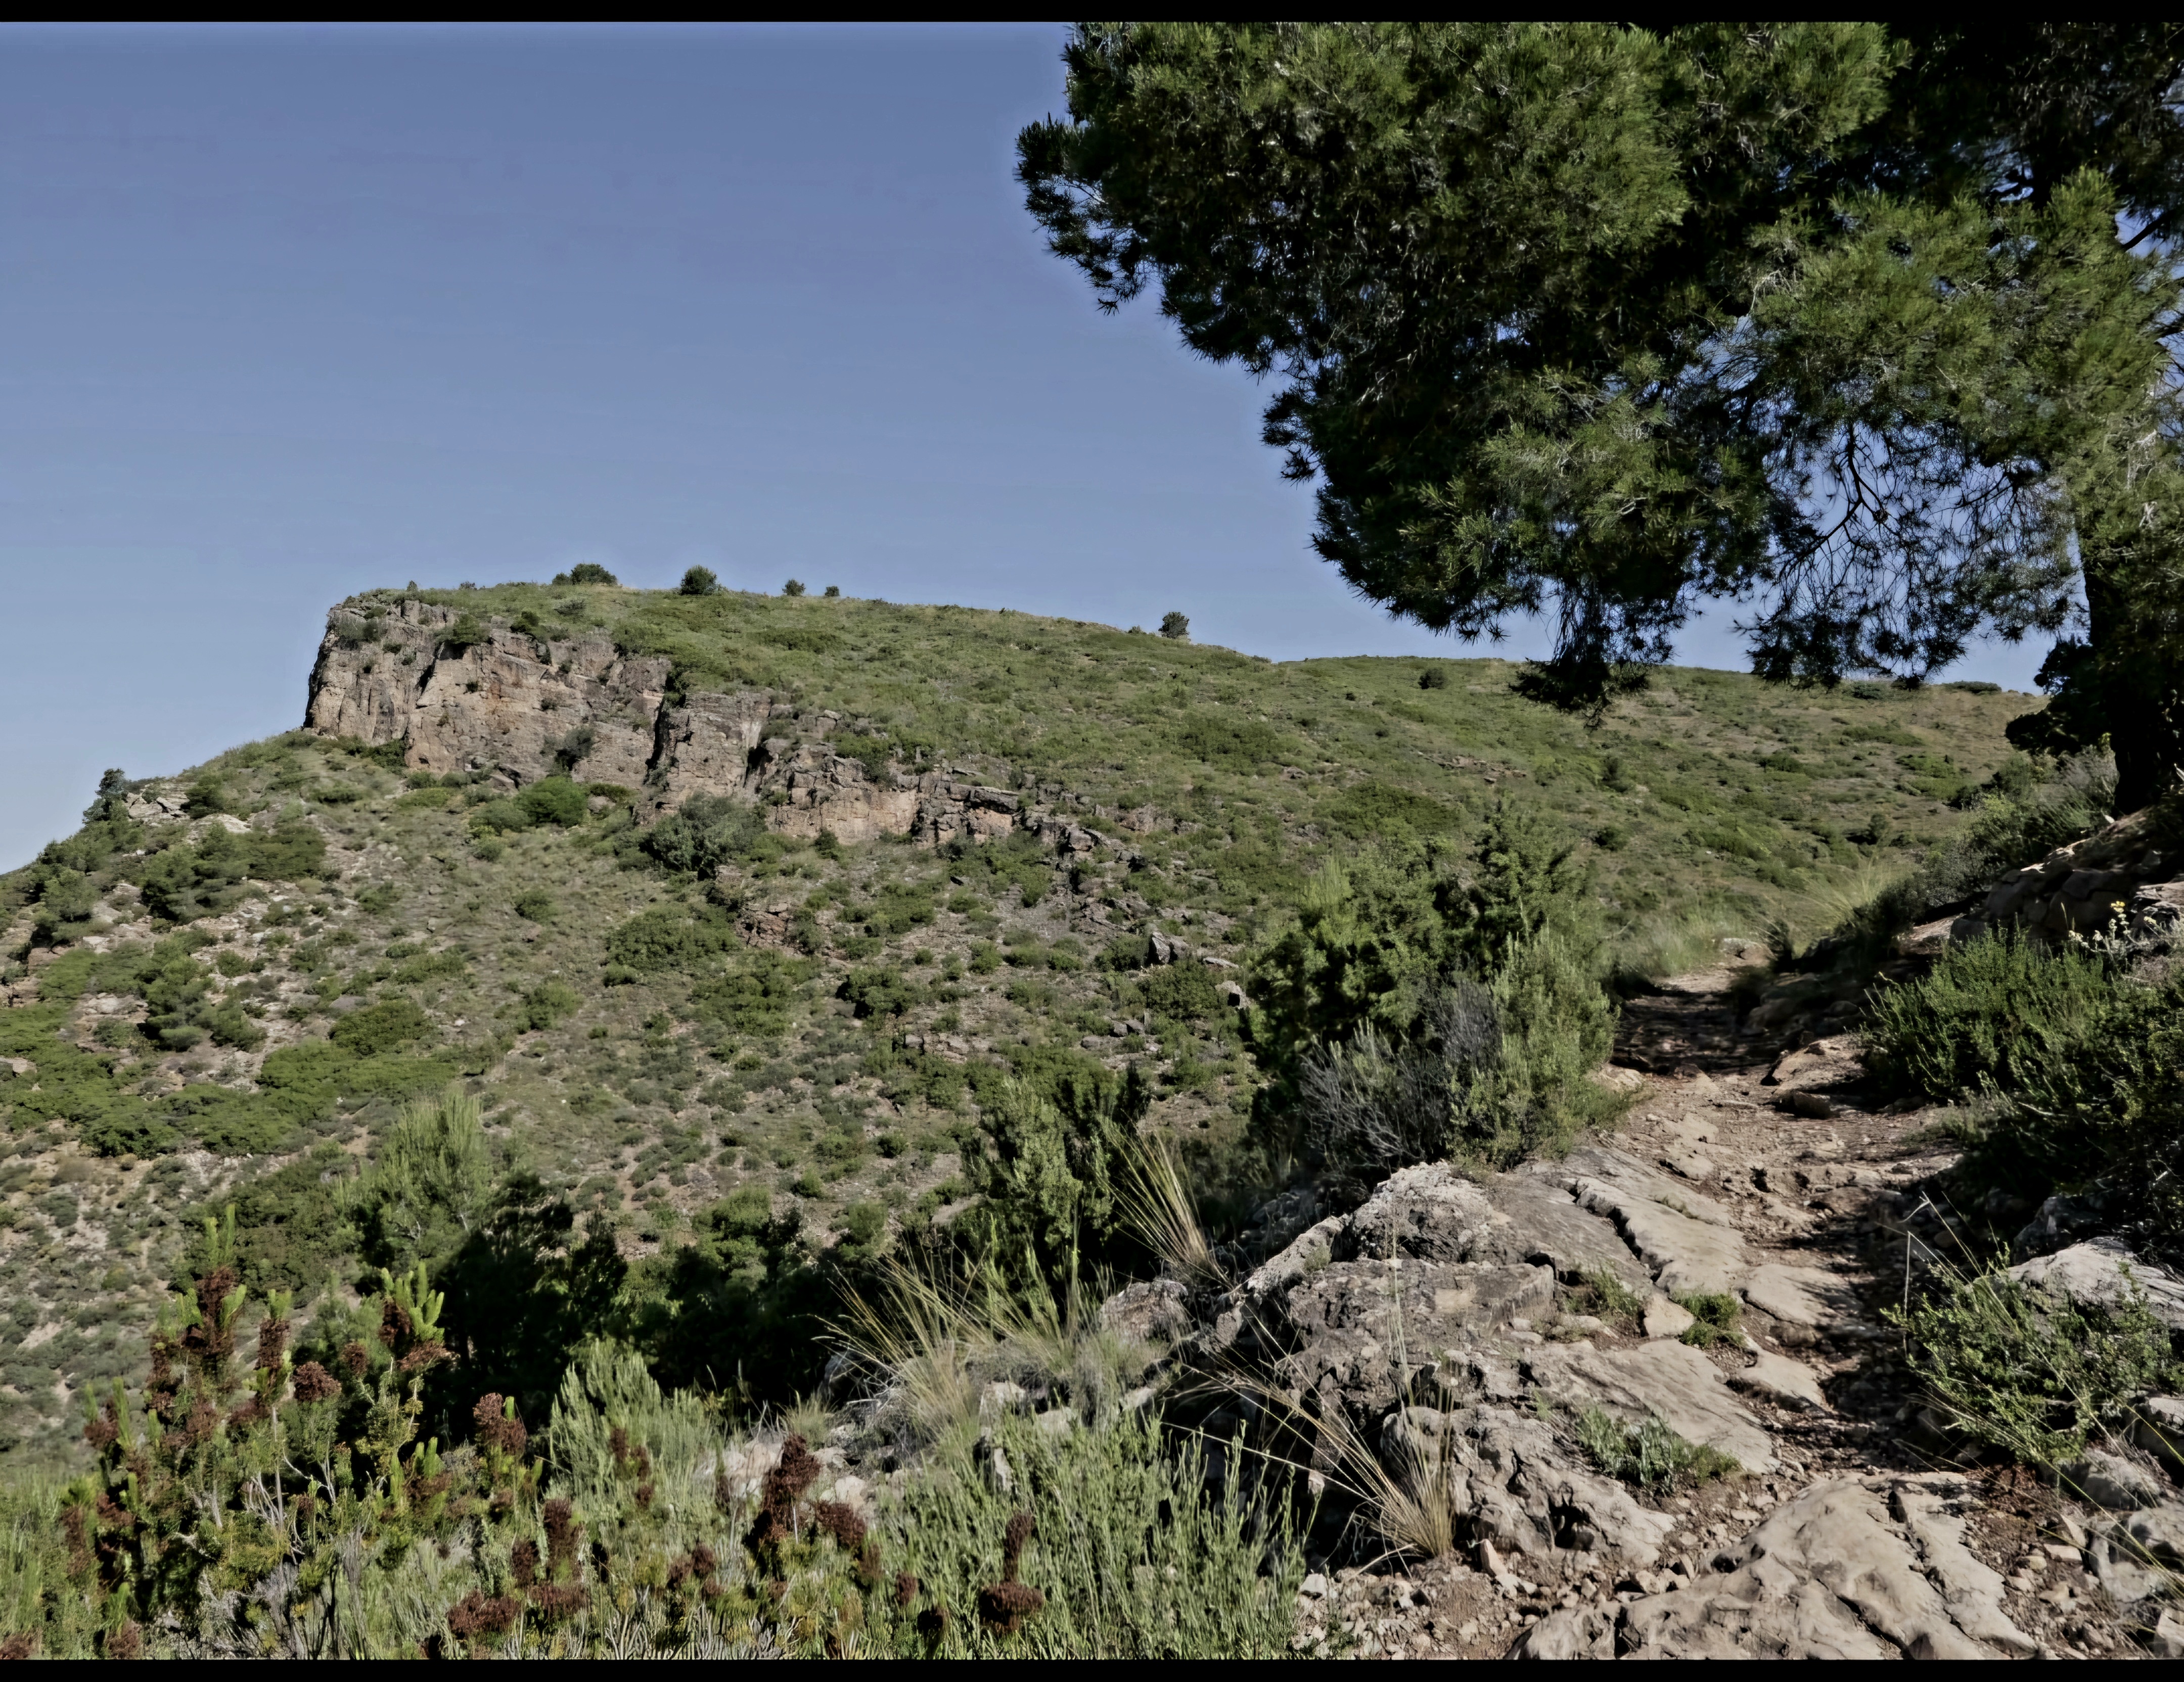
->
<box><xmin>0</xmin><ymin>580</ymin><xmax>2037</xmax><ymax>1463</ymax></box>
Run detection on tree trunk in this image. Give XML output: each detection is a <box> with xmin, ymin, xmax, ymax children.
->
<box><xmin>2086</xmin><ymin>557</ymin><xmax>2184</xmax><ymax>815</ymax></box>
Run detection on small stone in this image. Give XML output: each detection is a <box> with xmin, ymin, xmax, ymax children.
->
<box><xmin>2060</xmin><ymin>1447</ymin><xmax>2163</xmax><ymax>1510</ymax></box>
<box><xmin>1299</xmin><ymin>1572</ymin><xmax>1328</xmax><ymax>1599</ymax></box>
<box><xmin>1644</xmin><ymin>1296</ymin><xmax>1697</xmax><ymax>1340</ymax></box>
<box><xmin>1785</xmin><ymin>1091</ymin><xmax>1835</xmax><ymax>1118</ymax></box>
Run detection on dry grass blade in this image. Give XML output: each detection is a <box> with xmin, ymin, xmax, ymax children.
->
<box><xmin>1117</xmin><ymin>1135</ymin><xmax>1226</xmax><ymax>1292</ymax></box>
<box><xmin>835</xmin><ymin>1257</ymin><xmax>989</xmax><ymax>1441</ymax></box>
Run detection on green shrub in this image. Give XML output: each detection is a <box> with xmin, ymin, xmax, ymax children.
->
<box><xmin>1862</xmin><ymin>932</ymin><xmax>2117</xmax><ymax>1103</ymax></box>
<box><xmin>556</xmin><ymin>560</ymin><xmax>618</xmax><ymax>584</ymax></box>
<box><xmin>1892</xmin><ymin>1265</ymin><xmax>2183</xmax><ymax>1466</ymax></box>
<box><xmin>439</xmin><ymin>612</ymin><xmax>489</xmax><ymax>650</ymax></box>
<box><xmin>678</xmin><ymin>565</ymin><xmax>721</xmax><ymax>596</ymax></box>
<box><xmin>840</xmin><ymin>965</ymin><xmax>920</xmax><ymax>1019</ymax></box>
<box><xmin>330</xmin><ymin>997</ymin><xmax>431</xmax><ymax>1056</ymax></box>
<box><xmin>518</xmin><ymin>982</ymin><xmax>581</xmax><ymax>1032</ymax></box>
<box><xmin>1673</xmin><ymin>1290</ymin><xmax>1742</xmax><ymax>1348</ymax></box>
<box><xmin>1574</xmin><ymin>1406</ymin><xmax>1739</xmax><ymax>1488</ymax></box>
<box><xmin>640</xmin><ymin>793</ymin><xmax>765</xmax><ymax>877</ymax></box>
<box><xmin>513</xmin><ymin>889</ymin><xmax>557</xmax><ymax>923</ymax></box>
<box><xmin>689</xmin><ymin>952</ymin><xmax>818</xmax><ymax>1038</ymax></box>
<box><xmin>1172</xmin><ymin>714</ymin><xmax>1285</xmax><ymax>767</ymax></box>
<box><xmin>182</xmin><ymin>778</ymin><xmax>230</xmax><ymax>817</ymax></box>
<box><xmin>606</xmin><ymin>903</ymin><xmax>737</xmax><ymax>973</ymax></box>
<box><xmin>518</xmin><ymin>775</ymin><xmax>589</xmax><ymax>827</ymax></box>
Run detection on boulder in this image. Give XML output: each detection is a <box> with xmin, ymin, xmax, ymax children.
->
<box><xmin>2007</xmin><ymin>1237</ymin><xmax>2184</xmax><ymax>1332</ymax></box>
<box><xmin>1730</xmin><ymin>1348</ymin><xmax>1829</xmax><ymax>1412</ymax></box>
<box><xmin>1642</xmin><ymin>1297</ymin><xmax>1695</xmax><ymax>1340</ymax></box>
<box><xmin>1097</xmin><ymin>1279</ymin><xmax>1193</xmax><ymax>1346</ymax></box>
<box><xmin>1387</xmin><ymin>1404</ymin><xmax>1677</xmax><ymax>1570</ymax></box>
<box><xmin>1475</xmin><ymin>1171</ymin><xmax>1654</xmax><ymax>1295</ymax></box>
<box><xmin>2134</xmin><ymin>1395</ymin><xmax>2184</xmax><ymax>1474</ymax></box>
<box><xmin>1273</xmin><ymin>1259</ymin><xmax>1557</xmax><ymax>1419</ymax></box>
<box><xmin>2062</xmin><ymin>1446</ymin><xmax>2166</xmax><ymax>1511</ymax></box>
<box><xmin>2090</xmin><ymin>1502</ymin><xmax>2184</xmax><ymax>1603</ymax></box>
<box><xmin>1340</xmin><ymin>1163</ymin><xmax>1498</xmax><ymax>1264</ymax></box>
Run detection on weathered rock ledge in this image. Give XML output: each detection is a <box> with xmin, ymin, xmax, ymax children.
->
<box><xmin>303</xmin><ymin>596</ymin><xmax>1106</xmax><ymax>850</ymax></box>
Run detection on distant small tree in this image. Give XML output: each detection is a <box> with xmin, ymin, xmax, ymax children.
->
<box><xmin>784</xmin><ymin>579</ymin><xmax>807</xmax><ymax>597</ymax></box>
<box><xmin>554</xmin><ymin>562</ymin><xmax>618</xmax><ymax>586</ymax></box>
<box><xmin>678</xmin><ymin>565</ymin><xmax>720</xmax><ymax>596</ymax></box>
<box><xmin>1159</xmin><ymin>611</ymin><xmax>1190</xmax><ymax>641</ymax></box>
<box><xmin>823</xmin><ymin>584</ymin><xmax>841</xmax><ymax>598</ymax></box>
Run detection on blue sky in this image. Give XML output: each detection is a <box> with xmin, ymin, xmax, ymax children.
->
<box><xmin>0</xmin><ymin>24</ymin><xmax>2047</xmax><ymax>871</ymax></box>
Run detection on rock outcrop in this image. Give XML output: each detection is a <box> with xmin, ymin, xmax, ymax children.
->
<box><xmin>1170</xmin><ymin>1152</ymin><xmax>1836</xmax><ymax>1570</ymax></box>
<box><xmin>1950</xmin><ymin>805</ymin><xmax>2182</xmax><ymax>947</ymax></box>
<box><xmin>1517</xmin><ymin>1474</ymin><xmax>2035</xmax><ymax>1659</ymax></box>
<box><xmin>302</xmin><ymin>595</ymin><xmax>1096</xmax><ymax>853</ymax></box>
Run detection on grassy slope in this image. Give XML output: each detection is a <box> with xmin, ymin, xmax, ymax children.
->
<box><xmin>0</xmin><ymin>582</ymin><xmax>2032</xmax><ymax>1462</ymax></box>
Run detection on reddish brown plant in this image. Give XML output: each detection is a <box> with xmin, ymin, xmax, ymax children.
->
<box><xmin>291</xmin><ymin>1361</ymin><xmax>340</xmax><ymax>1404</ymax></box>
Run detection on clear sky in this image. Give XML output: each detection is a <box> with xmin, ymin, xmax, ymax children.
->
<box><xmin>0</xmin><ymin>23</ymin><xmax>2048</xmax><ymax>872</ymax></box>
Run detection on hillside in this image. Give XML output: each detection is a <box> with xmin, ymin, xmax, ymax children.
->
<box><xmin>0</xmin><ymin>580</ymin><xmax>2034</xmax><ymax>1463</ymax></box>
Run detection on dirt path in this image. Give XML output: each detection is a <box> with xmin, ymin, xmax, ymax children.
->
<box><xmin>1293</xmin><ymin>960</ymin><xmax>2151</xmax><ymax>1660</ymax></box>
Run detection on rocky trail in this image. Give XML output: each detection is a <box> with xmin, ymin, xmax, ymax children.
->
<box><xmin>1147</xmin><ymin>957</ymin><xmax>2184</xmax><ymax>1660</ymax></box>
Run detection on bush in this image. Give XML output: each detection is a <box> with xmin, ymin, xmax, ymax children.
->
<box><xmin>689</xmin><ymin>952</ymin><xmax>818</xmax><ymax>1038</ymax></box>
<box><xmin>1417</xmin><ymin>665</ymin><xmax>1448</xmax><ymax>690</ymax></box>
<box><xmin>1862</xmin><ymin>931</ymin><xmax>2117</xmax><ymax>1104</ymax></box>
<box><xmin>518</xmin><ymin>982</ymin><xmax>580</xmax><ymax>1033</ymax></box>
<box><xmin>513</xmin><ymin>890</ymin><xmax>557</xmax><ymax>924</ymax></box>
<box><xmin>678</xmin><ymin>565</ymin><xmax>721</xmax><ymax>596</ymax></box>
<box><xmin>606</xmin><ymin>904</ymin><xmax>737</xmax><ymax>973</ymax></box>
<box><xmin>1893</xmin><ymin>1265</ymin><xmax>2183</xmax><ymax>1466</ymax></box>
<box><xmin>1135</xmin><ymin>961</ymin><xmax>1224</xmax><ymax>1023</ymax></box>
<box><xmin>783</xmin><ymin>578</ymin><xmax>806</xmax><ymax>596</ymax></box>
<box><xmin>555</xmin><ymin>561</ymin><xmax>618</xmax><ymax>584</ymax></box>
<box><xmin>1256</xmin><ymin>808</ymin><xmax>1615</xmax><ymax>1181</ymax></box>
<box><xmin>1673</xmin><ymin>1291</ymin><xmax>1742</xmax><ymax>1348</ymax></box>
<box><xmin>1574</xmin><ymin>1407</ymin><xmax>1739</xmax><ymax>1488</ymax></box>
<box><xmin>1159</xmin><ymin>611</ymin><xmax>1190</xmax><ymax>641</ymax></box>
<box><xmin>641</xmin><ymin>793</ymin><xmax>765</xmax><ymax>878</ymax></box>
<box><xmin>518</xmin><ymin>775</ymin><xmax>589</xmax><ymax>827</ymax></box>
<box><xmin>331</xmin><ymin>998</ymin><xmax>431</xmax><ymax>1056</ymax></box>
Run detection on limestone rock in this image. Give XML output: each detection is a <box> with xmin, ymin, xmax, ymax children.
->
<box><xmin>1524</xmin><ymin>1339</ymin><xmax>1775</xmax><ymax>1471</ymax></box>
<box><xmin>2134</xmin><ymin>1395</ymin><xmax>2184</xmax><ymax>1474</ymax></box>
<box><xmin>1741</xmin><ymin>1262</ymin><xmax>1863</xmax><ymax>1334</ymax></box>
<box><xmin>2008</xmin><ymin>1237</ymin><xmax>2184</xmax><ymax>1332</ymax></box>
<box><xmin>1642</xmin><ymin>1296</ymin><xmax>1695</xmax><ymax>1340</ymax></box>
<box><xmin>1475</xmin><ymin>1170</ymin><xmax>1654</xmax><ymax>1294</ymax></box>
<box><xmin>1731</xmin><ymin>1348</ymin><xmax>1828</xmax><ymax>1412</ymax></box>
<box><xmin>1615</xmin><ymin>1477</ymin><xmax>2030</xmax><ymax>1658</ymax></box>
<box><xmin>1097</xmin><ymin>1279</ymin><xmax>1192</xmax><ymax>1346</ymax></box>
<box><xmin>2062</xmin><ymin>1446</ymin><xmax>2165</xmax><ymax>1511</ymax></box>
<box><xmin>1273</xmin><ymin>1259</ymin><xmax>1557</xmax><ymax>1418</ymax></box>
<box><xmin>2089</xmin><ymin>1502</ymin><xmax>2184</xmax><ymax>1602</ymax></box>
<box><xmin>1393</xmin><ymin>1404</ymin><xmax>1676</xmax><ymax>1570</ymax></box>
<box><xmin>1339</xmin><ymin>1162</ymin><xmax>1498</xmax><ymax>1264</ymax></box>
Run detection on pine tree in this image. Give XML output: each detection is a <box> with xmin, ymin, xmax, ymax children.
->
<box><xmin>1021</xmin><ymin>24</ymin><xmax>2184</xmax><ymax>806</ymax></box>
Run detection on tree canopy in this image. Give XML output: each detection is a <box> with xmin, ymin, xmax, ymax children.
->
<box><xmin>1020</xmin><ymin>24</ymin><xmax>2184</xmax><ymax>806</ymax></box>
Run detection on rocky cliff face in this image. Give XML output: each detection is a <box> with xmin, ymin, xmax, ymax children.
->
<box><xmin>304</xmin><ymin>596</ymin><xmax>1098</xmax><ymax>849</ymax></box>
